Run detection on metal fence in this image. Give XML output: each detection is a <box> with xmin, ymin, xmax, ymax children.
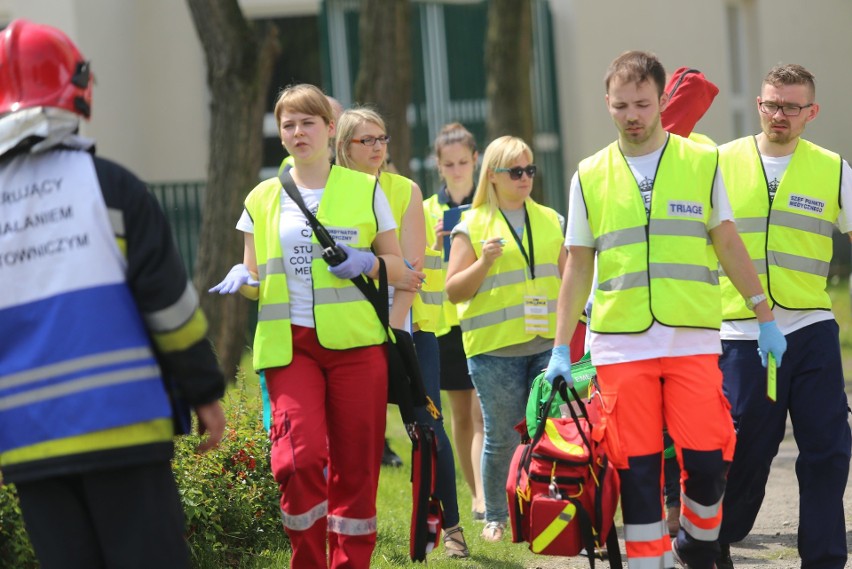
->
<box><xmin>146</xmin><ymin>179</ymin><xmax>852</xmax><ymax>284</ymax></box>
<box><xmin>148</xmin><ymin>181</ymin><xmax>206</xmax><ymax>277</ymax></box>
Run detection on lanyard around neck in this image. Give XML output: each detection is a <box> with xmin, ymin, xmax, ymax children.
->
<box><xmin>499</xmin><ymin>204</ymin><xmax>535</xmax><ymax>279</ymax></box>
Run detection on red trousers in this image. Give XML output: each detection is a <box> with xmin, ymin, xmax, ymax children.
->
<box><xmin>265</xmin><ymin>326</ymin><xmax>388</xmax><ymax>569</ymax></box>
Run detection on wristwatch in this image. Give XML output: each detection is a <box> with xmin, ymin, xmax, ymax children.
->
<box><xmin>745</xmin><ymin>293</ymin><xmax>767</xmax><ymax>311</ymax></box>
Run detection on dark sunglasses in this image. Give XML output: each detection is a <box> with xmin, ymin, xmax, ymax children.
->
<box><xmin>494</xmin><ymin>164</ymin><xmax>537</xmax><ymax>180</ymax></box>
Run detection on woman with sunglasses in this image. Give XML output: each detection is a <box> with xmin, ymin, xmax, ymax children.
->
<box><xmin>445</xmin><ymin>135</ymin><xmax>566</xmax><ymax>542</ymax></box>
<box><xmin>423</xmin><ymin>123</ymin><xmax>486</xmax><ymax>522</ymax></box>
<box><xmin>335</xmin><ymin>108</ymin><xmax>470</xmax><ymax>558</ymax></box>
<box><xmin>209</xmin><ymin>84</ymin><xmax>422</xmax><ymax>569</ymax></box>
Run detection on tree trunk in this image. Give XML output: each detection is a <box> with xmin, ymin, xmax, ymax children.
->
<box><xmin>485</xmin><ymin>0</ymin><xmax>539</xmax><ymax>199</ymax></box>
<box><xmin>186</xmin><ymin>0</ymin><xmax>280</xmax><ymax>379</ymax></box>
<box><xmin>354</xmin><ymin>0</ymin><xmax>412</xmax><ymax>178</ymax></box>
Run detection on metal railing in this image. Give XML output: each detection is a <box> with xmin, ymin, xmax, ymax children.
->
<box><xmin>148</xmin><ymin>181</ymin><xmax>206</xmax><ymax>277</ymax></box>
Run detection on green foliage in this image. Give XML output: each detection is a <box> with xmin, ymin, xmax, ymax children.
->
<box><xmin>173</xmin><ymin>376</ymin><xmax>290</xmax><ymax>568</ymax></box>
<box><xmin>0</xmin><ymin>482</ymin><xmax>37</xmax><ymax>568</ymax></box>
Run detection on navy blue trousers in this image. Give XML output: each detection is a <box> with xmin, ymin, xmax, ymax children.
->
<box><xmin>16</xmin><ymin>460</ymin><xmax>189</xmax><ymax>569</ymax></box>
<box><xmin>414</xmin><ymin>330</ymin><xmax>461</xmax><ymax>527</ymax></box>
<box><xmin>719</xmin><ymin>320</ymin><xmax>850</xmax><ymax>569</ymax></box>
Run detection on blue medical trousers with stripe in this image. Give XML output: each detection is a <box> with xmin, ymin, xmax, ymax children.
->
<box><xmin>719</xmin><ymin>319</ymin><xmax>850</xmax><ymax>569</ymax></box>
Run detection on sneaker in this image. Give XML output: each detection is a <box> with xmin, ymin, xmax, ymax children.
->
<box><xmin>671</xmin><ymin>538</ymin><xmax>688</xmax><ymax>568</ymax></box>
<box><xmin>481</xmin><ymin>521</ymin><xmax>505</xmax><ymax>542</ymax></box>
<box><xmin>716</xmin><ymin>543</ymin><xmax>734</xmax><ymax>569</ymax></box>
<box><xmin>382</xmin><ymin>439</ymin><xmax>403</xmax><ymax>467</ymax></box>
<box><xmin>671</xmin><ymin>538</ymin><xmax>718</xmax><ymax>569</ymax></box>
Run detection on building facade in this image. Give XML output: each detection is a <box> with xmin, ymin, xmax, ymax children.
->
<box><xmin>3</xmin><ymin>0</ymin><xmax>850</xmax><ymax>207</ymax></box>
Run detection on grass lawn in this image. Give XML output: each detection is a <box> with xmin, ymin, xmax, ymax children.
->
<box><xmin>224</xmin><ymin>276</ymin><xmax>852</xmax><ymax>568</ymax></box>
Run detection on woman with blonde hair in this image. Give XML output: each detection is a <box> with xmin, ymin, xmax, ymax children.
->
<box><xmin>423</xmin><ymin>123</ymin><xmax>486</xmax><ymax>520</ymax></box>
<box><xmin>445</xmin><ymin>135</ymin><xmax>566</xmax><ymax>542</ymax></box>
<box><xmin>335</xmin><ymin>107</ymin><xmax>469</xmax><ymax>558</ymax></box>
<box><xmin>209</xmin><ymin>84</ymin><xmax>422</xmax><ymax>568</ymax></box>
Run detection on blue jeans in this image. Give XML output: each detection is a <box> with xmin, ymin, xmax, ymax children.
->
<box><xmin>413</xmin><ymin>331</ymin><xmax>460</xmax><ymax>528</ymax></box>
<box><xmin>468</xmin><ymin>349</ymin><xmax>552</xmax><ymax>523</ymax></box>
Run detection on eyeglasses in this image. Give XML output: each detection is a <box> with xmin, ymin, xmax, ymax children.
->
<box><xmin>352</xmin><ymin>135</ymin><xmax>391</xmax><ymax>146</ymax></box>
<box><xmin>494</xmin><ymin>165</ymin><xmax>537</xmax><ymax>180</ymax></box>
<box><xmin>758</xmin><ymin>101</ymin><xmax>813</xmax><ymax>117</ymax></box>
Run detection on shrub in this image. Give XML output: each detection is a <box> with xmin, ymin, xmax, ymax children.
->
<box><xmin>0</xmin><ymin>481</ymin><xmax>38</xmax><ymax>568</ymax></box>
<box><xmin>173</xmin><ymin>381</ymin><xmax>290</xmax><ymax>567</ymax></box>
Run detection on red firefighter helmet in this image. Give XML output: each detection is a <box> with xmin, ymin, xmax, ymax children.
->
<box><xmin>0</xmin><ymin>19</ymin><xmax>92</xmax><ymax>118</ymax></box>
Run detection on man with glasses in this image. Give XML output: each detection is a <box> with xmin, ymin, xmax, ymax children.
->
<box><xmin>714</xmin><ymin>64</ymin><xmax>852</xmax><ymax>569</ymax></box>
<box><xmin>545</xmin><ymin>50</ymin><xmax>786</xmax><ymax>568</ymax></box>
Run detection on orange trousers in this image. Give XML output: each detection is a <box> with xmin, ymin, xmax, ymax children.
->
<box><xmin>595</xmin><ymin>355</ymin><xmax>735</xmax><ymax>569</ymax></box>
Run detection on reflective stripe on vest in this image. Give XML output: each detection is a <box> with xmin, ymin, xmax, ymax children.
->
<box><xmin>380</xmin><ymin>171</ymin><xmax>442</xmax><ymax>331</ymax></box>
<box><xmin>423</xmin><ymin>194</ymin><xmax>458</xmax><ymax>335</ymax></box>
<box><xmin>245</xmin><ymin>166</ymin><xmax>385</xmax><ymax>371</ymax></box>
<box><xmin>718</xmin><ymin>136</ymin><xmax>840</xmax><ymax>318</ymax></box>
<box><xmin>414</xmin><ymin>248</ymin><xmax>444</xmax><ymax>333</ymax></box>
<box><xmin>579</xmin><ymin>136</ymin><xmax>720</xmax><ymax>333</ymax></box>
<box><xmin>457</xmin><ymin>201</ymin><xmax>563</xmax><ymax>356</ymax></box>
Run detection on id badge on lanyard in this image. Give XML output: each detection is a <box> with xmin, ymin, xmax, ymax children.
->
<box><xmin>524</xmin><ymin>282</ymin><xmax>550</xmax><ymax>335</ymax></box>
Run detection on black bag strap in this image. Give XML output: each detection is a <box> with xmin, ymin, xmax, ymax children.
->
<box><xmin>605</xmin><ymin>524</ymin><xmax>622</xmax><ymax>568</ymax></box>
<box><xmin>278</xmin><ymin>168</ymin><xmax>391</xmax><ymax>333</ymax></box>
<box><xmin>528</xmin><ymin>379</ymin><xmax>593</xmax><ymax>457</ymax></box>
<box><xmin>279</xmin><ymin>169</ymin><xmax>347</xmax><ymax>257</ymax></box>
<box><xmin>279</xmin><ymin>169</ymin><xmax>435</xmax><ymax>426</ymax></box>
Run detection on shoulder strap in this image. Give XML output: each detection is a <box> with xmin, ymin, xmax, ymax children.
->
<box><xmin>278</xmin><ymin>168</ymin><xmax>392</xmax><ymax>331</ymax></box>
<box><xmin>278</xmin><ymin>168</ymin><xmax>339</xmax><ymax>251</ymax></box>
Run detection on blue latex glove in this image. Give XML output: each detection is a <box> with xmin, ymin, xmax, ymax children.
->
<box><xmin>208</xmin><ymin>263</ymin><xmax>259</xmax><ymax>294</ymax></box>
<box><xmin>544</xmin><ymin>344</ymin><xmax>573</xmax><ymax>387</ymax></box>
<box><xmin>327</xmin><ymin>243</ymin><xmax>376</xmax><ymax>280</ymax></box>
<box><xmin>757</xmin><ymin>320</ymin><xmax>786</xmax><ymax>368</ymax></box>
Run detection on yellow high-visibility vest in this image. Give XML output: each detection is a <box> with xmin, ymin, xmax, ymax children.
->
<box><xmin>718</xmin><ymin>136</ymin><xmax>840</xmax><ymax>318</ymax></box>
<box><xmin>379</xmin><ymin>171</ymin><xmax>442</xmax><ymax>332</ymax></box>
<box><xmin>457</xmin><ymin>200</ymin><xmax>563</xmax><ymax>356</ymax></box>
<box><xmin>246</xmin><ymin>166</ymin><xmax>386</xmax><ymax>370</ymax></box>
<box><xmin>579</xmin><ymin>135</ymin><xmax>720</xmax><ymax>332</ymax></box>
<box><xmin>423</xmin><ymin>192</ymin><xmax>467</xmax><ymax>336</ymax></box>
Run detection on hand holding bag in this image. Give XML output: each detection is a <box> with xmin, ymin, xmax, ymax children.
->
<box><xmin>508</xmin><ymin>377</ymin><xmax>622</xmax><ymax>568</ymax></box>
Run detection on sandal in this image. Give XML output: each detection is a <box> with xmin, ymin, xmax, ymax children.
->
<box><xmin>443</xmin><ymin>526</ymin><xmax>469</xmax><ymax>558</ymax></box>
<box><xmin>480</xmin><ymin>521</ymin><xmax>505</xmax><ymax>542</ymax></box>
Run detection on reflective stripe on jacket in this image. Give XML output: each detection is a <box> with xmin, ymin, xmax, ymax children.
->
<box><xmin>579</xmin><ymin>135</ymin><xmax>720</xmax><ymax>333</ymax></box>
<box><xmin>246</xmin><ymin>166</ymin><xmax>386</xmax><ymax>370</ymax></box>
<box><xmin>718</xmin><ymin>136</ymin><xmax>840</xmax><ymax>318</ymax></box>
<box><xmin>457</xmin><ymin>200</ymin><xmax>563</xmax><ymax>356</ymax></box>
<box><xmin>0</xmin><ymin>151</ymin><xmax>173</xmax><ymax>474</ymax></box>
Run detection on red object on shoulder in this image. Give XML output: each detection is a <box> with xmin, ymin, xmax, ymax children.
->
<box><xmin>661</xmin><ymin>67</ymin><xmax>719</xmax><ymax>137</ymax></box>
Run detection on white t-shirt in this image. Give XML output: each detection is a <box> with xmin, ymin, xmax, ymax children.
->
<box><xmin>566</xmin><ymin>141</ymin><xmax>733</xmax><ymax>366</ymax></box>
<box><xmin>237</xmin><ymin>182</ymin><xmax>396</xmax><ymax>328</ymax></box>
<box><xmin>720</xmin><ymin>156</ymin><xmax>852</xmax><ymax>340</ymax></box>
